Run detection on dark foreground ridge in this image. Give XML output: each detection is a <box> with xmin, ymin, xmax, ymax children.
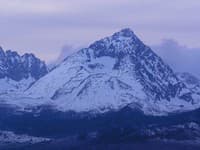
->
<box><xmin>2</xmin><ymin>140</ymin><xmax>200</xmax><ymax>150</ymax></box>
<box><xmin>0</xmin><ymin>106</ymin><xmax>200</xmax><ymax>149</ymax></box>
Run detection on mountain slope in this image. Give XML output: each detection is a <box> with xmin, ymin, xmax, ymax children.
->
<box><xmin>0</xmin><ymin>47</ymin><xmax>48</xmax><ymax>93</ymax></box>
<box><xmin>26</xmin><ymin>28</ymin><xmax>200</xmax><ymax>114</ymax></box>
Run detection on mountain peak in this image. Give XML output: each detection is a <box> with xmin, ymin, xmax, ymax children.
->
<box><xmin>5</xmin><ymin>50</ymin><xmax>20</xmax><ymax>58</ymax></box>
<box><xmin>23</xmin><ymin>53</ymin><xmax>35</xmax><ymax>57</ymax></box>
<box><xmin>88</xmin><ymin>28</ymin><xmax>144</xmax><ymax>58</ymax></box>
<box><xmin>114</xmin><ymin>28</ymin><xmax>135</xmax><ymax>37</ymax></box>
<box><xmin>22</xmin><ymin>53</ymin><xmax>37</xmax><ymax>60</ymax></box>
<box><xmin>0</xmin><ymin>47</ymin><xmax>48</xmax><ymax>81</ymax></box>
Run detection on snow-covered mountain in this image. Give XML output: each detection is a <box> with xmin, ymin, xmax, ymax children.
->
<box><xmin>0</xmin><ymin>47</ymin><xmax>48</xmax><ymax>93</ymax></box>
<box><xmin>1</xmin><ymin>29</ymin><xmax>200</xmax><ymax>149</ymax></box>
<box><xmin>26</xmin><ymin>28</ymin><xmax>200</xmax><ymax>115</ymax></box>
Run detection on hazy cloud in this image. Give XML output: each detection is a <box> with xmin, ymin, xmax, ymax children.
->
<box><xmin>56</xmin><ymin>44</ymin><xmax>81</xmax><ymax>63</ymax></box>
<box><xmin>152</xmin><ymin>39</ymin><xmax>200</xmax><ymax>78</ymax></box>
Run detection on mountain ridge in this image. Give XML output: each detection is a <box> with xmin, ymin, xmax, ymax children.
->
<box><xmin>0</xmin><ymin>46</ymin><xmax>48</xmax><ymax>93</ymax></box>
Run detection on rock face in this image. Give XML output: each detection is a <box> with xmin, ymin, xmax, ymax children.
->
<box><xmin>0</xmin><ymin>47</ymin><xmax>48</xmax><ymax>93</ymax></box>
<box><xmin>26</xmin><ymin>28</ymin><xmax>200</xmax><ymax>114</ymax></box>
<box><xmin>0</xmin><ymin>47</ymin><xmax>48</xmax><ymax>81</ymax></box>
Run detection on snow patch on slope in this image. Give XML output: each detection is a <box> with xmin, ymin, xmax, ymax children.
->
<box><xmin>0</xmin><ymin>77</ymin><xmax>35</xmax><ymax>94</ymax></box>
<box><xmin>0</xmin><ymin>130</ymin><xmax>50</xmax><ymax>144</ymax></box>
